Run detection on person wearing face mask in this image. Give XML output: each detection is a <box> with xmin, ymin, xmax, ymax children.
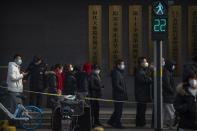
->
<box><xmin>62</xmin><ymin>64</ymin><xmax>77</xmax><ymax>95</ymax></box>
<box><xmin>174</xmin><ymin>69</ymin><xmax>197</xmax><ymax>131</ymax></box>
<box><xmin>46</xmin><ymin>64</ymin><xmax>63</xmax><ymax>109</ymax></box>
<box><xmin>134</xmin><ymin>57</ymin><xmax>152</xmax><ymax>127</ymax></box>
<box><xmin>107</xmin><ymin>59</ymin><xmax>128</xmax><ymax>129</ymax></box>
<box><xmin>89</xmin><ymin>64</ymin><xmax>104</xmax><ymax>127</ymax></box>
<box><xmin>51</xmin><ymin>64</ymin><xmax>73</xmax><ymax>131</ymax></box>
<box><xmin>162</xmin><ymin>57</ymin><xmax>165</xmax><ymax>67</ymax></box>
<box><xmin>162</xmin><ymin>59</ymin><xmax>176</xmax><ymax>129</ymax></box>
<box><xmin>6</xmin><ymin>54</ymin><xmax>28</xmax><ymax>125</ymax></box>
<box><xmin>24</xmin><ymin>56</ymin><xmax>48</xmax><ymax>107</ymax></box>
<box><xmin>53</xmin><ymin>64</ymin><xmax>64</xmax><ymax>95</ymax></box>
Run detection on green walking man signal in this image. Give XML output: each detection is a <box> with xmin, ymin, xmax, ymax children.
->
<box><xmin>152</xmin><ymin>0</ymin><xmax>168</xmax><ymax>40</ymax></box>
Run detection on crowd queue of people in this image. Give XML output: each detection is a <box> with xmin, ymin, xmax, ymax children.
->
<box><xmin>4</xmin><ymin>54</ymin><xmax>197</xmax><ymax>131</ymax></box>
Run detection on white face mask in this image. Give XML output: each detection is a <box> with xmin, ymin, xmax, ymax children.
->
<box><xmin>59</xmin><ymin>70</ymin><xmax>63</xmax><ymax>74</ymax></box>
<box><xmin>189</xmin><ymin>79</ymin><xmax>197</xmax><ymax>88</ymax></box>
<box><xmin>95</xmin><ymin>70</ymin><xmax>100</xmax><ymax>75</ymax></box>
<box><xmin>70</xmin><ymin>67</ymin><xmax>74</xmax><ymax>71</ymax></box>
<box><xmin>162</xmin><ymin>62</ymin><xmax>165</xmax><ymax>67</ymax></box>
<box><xmin>120</xmin><ymin>65</ymin><xmax>125</xmax><ymax>70</ymax></box>
<box><xmin>172</xmin><ymin>65</ymin><xmax>175</xmax><ymax>70</ymax></box>
<box><xmin>144</xmin><ymin>62</ymin><xmax>149</xmax><ymax>67</ymax></box>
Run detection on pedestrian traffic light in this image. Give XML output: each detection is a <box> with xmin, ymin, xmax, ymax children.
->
<box><xmin>152</xmin><ymin>0</ymin><xmax>168</xmax><ymax>40</ymax></box>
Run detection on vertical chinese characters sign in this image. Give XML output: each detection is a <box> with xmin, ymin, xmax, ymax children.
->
<box><xmin>168</xmin><ymin>6</ymin><xmax>182</xmax><ymax>76</ymax></box>
<box><xmin>109</xmin><ymin>5</ymin><xmax>122</xmax><ymax>70</ymax></box>
<box><xmin>129</xmin><ymin>6</ymin><xmax>142</xmax><ymax>75</ymax></box>
<box><xmin>89</xmin><ymin>5</ymin><xmax>102</xmax><ymax>66</ymax></box>
<box><xmin>188</xmin><ymin>6</ymin><xmax>197</xmax><ymax>60</ymax></box>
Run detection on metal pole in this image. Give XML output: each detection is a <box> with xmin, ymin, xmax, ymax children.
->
<box><xmin>154</xmin><ymin>40</ymin><xmax>163</xmax><ymax>131</ymax></box>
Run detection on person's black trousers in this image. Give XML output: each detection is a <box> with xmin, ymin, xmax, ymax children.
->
<box><xmin>109</xmin><ymin>102</ymin><xmax>123</xmax><ymax>125</ymax></box>
<box><xmin>90</xmin><ymin>100</ymin><xmax>100</xmax><ymax>125</ymax></box>
<box><xmin>30</xmin><ymin>93</ymin><xmax>42</xmax><ymax>107</ymax></box>
<box><xmin>136</xmin><ymin>102</ymin><xmax>147</xmax><ymax>127</ymax></box>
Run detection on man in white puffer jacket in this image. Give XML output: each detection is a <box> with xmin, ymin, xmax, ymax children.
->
<box><xmin>7</xmin><ymin>62</ymin><xmax>23</xmax><ymax>93</ymax></box>
<box><xmin>6</xmin><ymin>54</ymin><xmax>28</xmax><ymax>124</ymax></box>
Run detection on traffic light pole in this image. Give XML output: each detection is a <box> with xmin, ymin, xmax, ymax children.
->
<box><xmin>154</xmin><ymin>40</ymin><xmax>163</xmax><ymax>131</ymax></box>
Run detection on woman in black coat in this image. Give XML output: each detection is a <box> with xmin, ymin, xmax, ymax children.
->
<box><xmin>174</xmin><ymin>68</ymin><xmax>197</xmax><ymax>131</ymax></box>
<box><xmin>24</xmin><ymin>56</ymin><xmax>48</xmax><ymax>107</ymax></box>
<box><xmin>162</xmin><ymin>59</ymin><xmax>176</xmax><ymax>128</ymax></box>
<box><xmin>63</xmin><ymin>64</ymin><xmax>77</xmax><ymax>95</ymax></box>
<box><xmin>89</xmin><ymin>64</ymin><xmax>104</xmax><ymax>127</ymax></box>
<box><xmin>163</xmin><ymin>59</ymin><xmax>176</xmax><ymax>103</ymax></box>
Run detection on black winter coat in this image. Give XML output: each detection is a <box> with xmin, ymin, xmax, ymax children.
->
<box><xmin>111</xmin><ymin>68</ymin><xmax>128</xmax><ymax>101</ymax></box>
<box><xmin>134</xmin><ymin>66</ymin><xmax>152</xmax><ymax>103</ymax></box>
<box><xmin>63</xmin><ymin>72</ymin><xmax>77</xmax><ymax>95</ymax></box>
<box><xmin>47</xmin><ymin>72</ymin><xmax>58</xmax><ymax>94</ymax></box>
<box><xmin>24</xmin><ymin>62</ymin><xmax>47</xmax><ymax>91</ymax></box>
<box><xmin>162</xmin><ymin>60</ymin><xmax>176</xmax><ymax>103</ymax></box>
<box><xmin>75</xmin><ymin>72</ymin><xmax>89</xmax><ymax>93</ymax></box>
<box><xmin>88</xmin><ymin>73</ymin><xmax>104</xmax><ymax>98</ymax></box>
<box><xmin>46</xmin><ymin>72</ymin><xmax>59</xmax><ymax>108</ymax></box>
<box><xmin>174</xmin><ymin>84</ymin><xmax>197</xmax><ymax>130</ymax></box>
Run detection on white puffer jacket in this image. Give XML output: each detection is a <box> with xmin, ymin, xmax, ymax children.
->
<box><xmin>7</xmin><ymin>62</ymin><xmax>23</xmax><ymax>93</ymax></box>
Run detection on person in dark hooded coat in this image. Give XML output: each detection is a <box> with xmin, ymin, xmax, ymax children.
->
<box><xmin>162</xmin><ymin>59</ymin><xmax>176</xmax><ymax>128</ymax></box>
<box><xmin>24</xmin><ymin>56</ymin><xmax>48</xmax><ymax>107</ymax></box>
<box><xmin>62</xmin><ymin>64</ymin><xmax>77</xmax><ymax>95</ymax></box>
<box><xmin>163</xmin><ymin>59</ymin><xmax>176</xmax><ymax>103</ymax></box>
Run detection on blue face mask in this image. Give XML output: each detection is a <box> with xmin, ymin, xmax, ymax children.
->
<box><xmin>120</xmin><ymin>65</ymin><xmax>125</xmax><ymax>70</ymax></box>
<box><xmin>17</xmin><ymin>59</ymin><xmax>22</xmax><ymax>65</ymax></box>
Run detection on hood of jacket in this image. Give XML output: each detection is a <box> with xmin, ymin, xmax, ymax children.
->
<box><xmin>8</xmin><ymin>62</ymin><xmax>18</xmax><ymax>68</ymax></box>
<box><xmin>82</xmin><ymin>62</ymin><xmax>92</xmax><ymax>74</ymax></box>
<box><xmin>176</xmin><ymin>83</ymin><xmax>194</xmax><ymax>96</ymax></box>
<box><xmin>164</xmin><ymin>59</ymin><xmax>175</xmax><ymax>72</ymax></box>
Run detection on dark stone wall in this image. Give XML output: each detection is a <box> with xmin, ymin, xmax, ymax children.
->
<box><xmin>0</xmin><ymin>0</ymin><xmax>196</xmax><ymax>107</ymax></box>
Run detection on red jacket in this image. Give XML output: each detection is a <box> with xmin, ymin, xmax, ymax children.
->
<box><xmin>55</xmin><ymin>69</ymin><xmax>65</xmax><ymax>91</ymax></box>
<box><xmin>83</xmin><ymin>62</ymin><xmax>92</xmax><ymax>74</ymax></box>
